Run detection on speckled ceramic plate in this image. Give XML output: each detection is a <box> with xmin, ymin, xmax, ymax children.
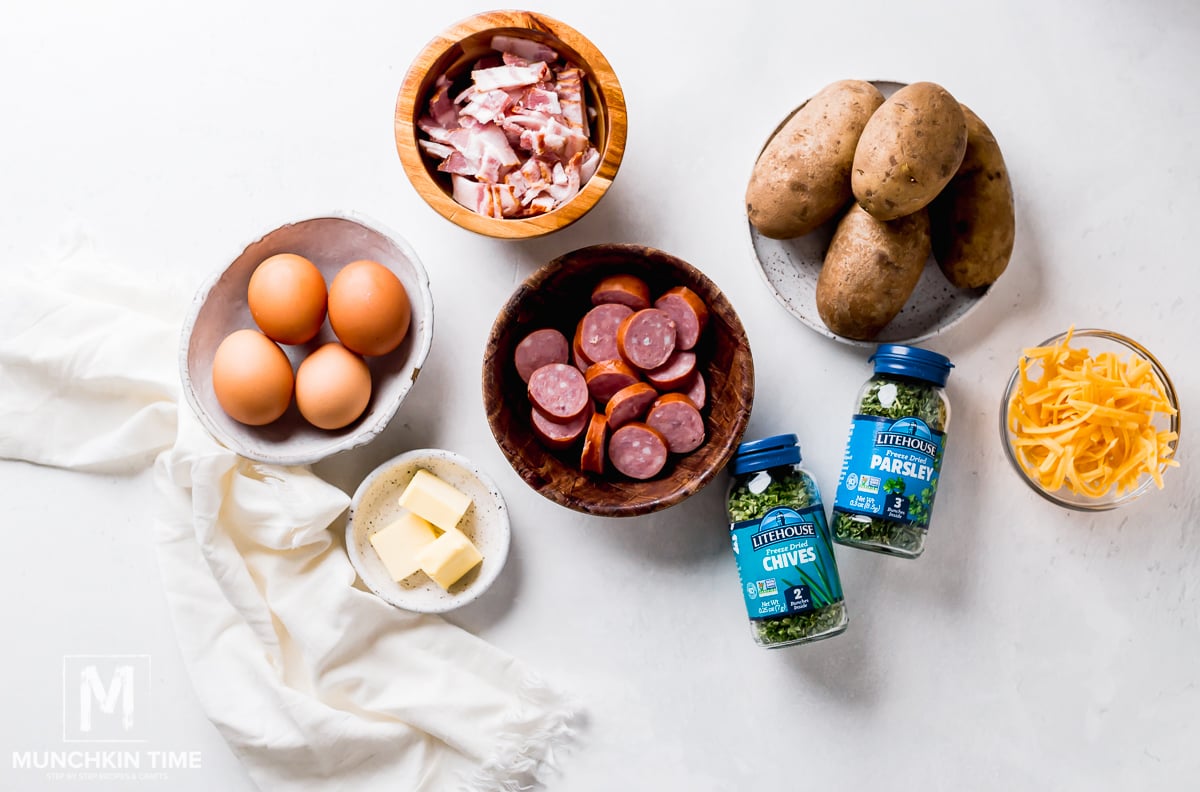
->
<box><xmin>180</xmin><ymin>212</ymin><xmax>434</xmax><ymax>465</ymax></box>
<box><xmin>346</xmin><ymin>449</ymin><xmax>510</xmax><ymax>613</ymax></box>
<box><xmin>747</xmin><ymin>80</ymin><xmax>991</xmax><ymax>347</ymax></box>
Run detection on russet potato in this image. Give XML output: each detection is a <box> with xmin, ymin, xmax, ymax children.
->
<box><xmin>816</xmin><ymin>203</ymin><xmax>931</xmax><ymax>340</ymax></box>
<box><xmin>747</xmin><ymin>80</ymin><xmax>885</xmax><ymax>239</ymax></box>
<box><xmin>852</xmin><ymin>82</ymin><xmax>967</xmax><ymax>221</ymax></box>
<box><xmin>930</xmin><ymin>106</ymin><xmax>1015</xmax><ymax>288</ymax></box>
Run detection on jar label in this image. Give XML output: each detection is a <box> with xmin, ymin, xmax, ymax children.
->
<box><xmin>834</xmin><ymin>415</ymin><xmax>945</xmax><ymax>527</ymax></box>
<box><xmin>731</xmin><ymin>505</ymin><xmax>843</xmax><ymax>620</ymax></box>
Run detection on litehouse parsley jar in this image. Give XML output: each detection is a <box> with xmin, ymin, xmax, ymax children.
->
<box><xmin>726</xmin><ymin>434</ymin><xmax>848</xmax><ymax>648</ymax></box>
<box><xmin>832</xmin><ymin>345</ymin><xmax>953</xmax><ymax>559</ymax></box>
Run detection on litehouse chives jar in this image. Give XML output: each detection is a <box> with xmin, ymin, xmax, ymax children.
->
<box><xmin>726</xmin><ymin>434</ymin><xmax>848</xmax><ymax>648</ymax></box>
<box><xmin>832</xmin><ymin>345</ymin><xmax>953</xmax><ymax>559</ymax></box>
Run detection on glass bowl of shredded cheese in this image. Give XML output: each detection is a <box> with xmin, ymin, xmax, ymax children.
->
<box><xmin>1000</xmin><ymin>328</ymin><xmax>1180</xmax><ymax>510</ymax></box>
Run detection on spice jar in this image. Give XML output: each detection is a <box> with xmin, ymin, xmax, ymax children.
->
<box><xmin>726</xmin><ymin>434</ymin><xmax>848</xmax><ymax>648</ymax></box>
<box><xmin>832</xmin><ymin>344</ymin><xmax>953</xmax><ymax>559</ymax></box>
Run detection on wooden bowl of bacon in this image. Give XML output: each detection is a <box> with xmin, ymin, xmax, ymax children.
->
<box><xmin>394</xmin><ymin>11</ymin><xmax>628</xmax><ymax>239</ymax></box>
<box><xmin>483</xmin><ymin>244</ymin><xmax>755</xmax><ymax>517</ymax></box>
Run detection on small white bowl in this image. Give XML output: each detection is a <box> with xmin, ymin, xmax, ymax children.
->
<box><xmin>180</xmin><ymin>212</ymin><xmax>434</xmax><ymax>465</ymax></box>
<box><xmin>346</xmin><ymin>449</ymin><xmax>511</xmax><ymax>613</ymax></box>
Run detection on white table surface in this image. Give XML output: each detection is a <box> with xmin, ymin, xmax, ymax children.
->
<box><xmin>3</xmin><ymin>1</ymin><xmax>1198</xmax><ymax>789</ymax></box>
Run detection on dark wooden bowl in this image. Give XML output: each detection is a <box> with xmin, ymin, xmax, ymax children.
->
<box><xmin>395</xmin><ymin>10</ymin><xmax>627</xmax><ymax>239</ymax></box>
<box><xmin>482</xmin><ymin>244</ymin><xmax>755</xmax><ymax>517</ymax></box>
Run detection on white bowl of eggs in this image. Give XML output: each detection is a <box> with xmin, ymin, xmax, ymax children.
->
<box><xmin>180</xmin><ymin>213</ymin><xmax>434</xmax><ymax>465</ymax></box>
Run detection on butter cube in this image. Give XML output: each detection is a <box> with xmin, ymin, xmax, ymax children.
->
<box><xmin>369</xmin><ymin>513</ymin><xmax>439</xmax><ymax>582</ymax></box>
<box><xmin>415</xmin><ymin>529</ymin><xmax>483</xmax><ymax>590</ymax></box>
<box><xmin>397</xmin><ymin>469</ymin><xmax>472</xmax><ymax>531</ymax></box>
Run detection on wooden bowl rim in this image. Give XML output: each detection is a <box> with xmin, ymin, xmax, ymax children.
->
<box><xmin>482</xmin><ymin>243</ymin><xmax>755</xmax><ymax>517</ymax></box>
<box><xmin>394</xmin><ymin>10</ymin><xmax>628</xmax><ymax>240</ymax></box>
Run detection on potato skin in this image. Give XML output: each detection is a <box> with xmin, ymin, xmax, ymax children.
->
<box><xmin>930</xmin><ymin>106</ymin><xmax>1015</xmax><ymax>288</ymax></box>
<box><xmin>747</xmin><ymin>80</ymin><xmax>885</xmax><ymax>239</ymax></box>
<box><xmin>816</xmin><ymin>203</ymin><xmax>931</xmax><ymax>340</ymax></box>
<box><xmin>852</xmin><ymin>82</ymin><xmax>967</xmax><ymax>221</ymax></box>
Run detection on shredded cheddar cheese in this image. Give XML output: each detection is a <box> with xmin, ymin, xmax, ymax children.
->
<box><xmin>1006</xmin><ymin>328</ymin><xmax>1179</xmax><ymax>497</ymax></box>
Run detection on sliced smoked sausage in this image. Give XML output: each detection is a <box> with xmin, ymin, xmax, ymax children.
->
<box><xmin>605</xmin><ymin>382</ymin><xmax>658</xmax><ymax>429</ymax></box>
<box><xmin>531</xmin><ymin>401</ymin><xmax>593</xmax><ymax>450</ymax></box>
<box><xmin>654</xmin><ymin>286</ymin><xmax>708</xmax><ymax>351</ymax></box>
<box><xmin>572</xmin><ymin>320</ymin><xmax>593</xmax><ymax>373</ymax></box>
<box><xmin>584</xmin><ymin>359</ymin><xmax>640</xmax><ymax>405</ymax></box>
<box><xmin>680</xmin><ymin>371</ymin><xmax>707</xmax><ymax>411</ymax></box>
<box><xmin>580</xmin><ymin>412</ymin><xmax>608</xmax><ymax>474</ymax></box>
<box><xmin>616</xmin><ymin>308</ymin><xmax>677</xmax><ymax>370</ymax></box>
<box><xmin>591</xmin><ymin>274</ymin><xmax>651</xmax><ymax>310</ymax></box>
<box><xmin>515</xmin><ymin>328</ymin><xmax>569</xmax><ymax>383</ymax></box>
<box><xmin>579</xmin><ymin>303</ymin><xmax>633</xmax><ymax>364</ymax></box>
<box><xmin>646</xmin><ymin>393</ymin><xmax>705</xmax><ymax>454</ymax></box>
<box><xmin>645</xmin><ymin>350</ymin><xmax>696</xmax><ymax>391</ymax></box>
<box><xmin>527</xmin><ymin>363</ymin><xmax>589</xmax><ymax>422</ymax></box>
<box><xmin>608</xmin><ymin>422</ymin><xmax>669</xmax><ymax>480</ymax></box>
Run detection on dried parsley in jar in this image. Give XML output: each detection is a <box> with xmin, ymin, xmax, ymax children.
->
<box><xmin>726</xmin><ymin>434</ymin><xmax>848</xmax><ymax>648</ymax></box>
<box><xmin>832</xmin><ymin>345</ymin><xmax>953</xmax><ymax>559</ymax></box>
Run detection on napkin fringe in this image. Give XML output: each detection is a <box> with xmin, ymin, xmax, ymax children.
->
<box><xmin>462</xmin><ymin>673</ymin><xmax>582</xmax><ymax>792</ymax></box>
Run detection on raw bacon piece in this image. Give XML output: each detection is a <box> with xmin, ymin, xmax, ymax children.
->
<box><xmin>417</xmin><ymin>116</ymin><xmax>453</xmax><ymax>144</ymax></box>
<box><xmin>491</xmin><ymin>183</ymin><xmax>520</xmax><ymax>218</ymax></box>
<box><xmin>472</xmin><ymin>54</ymin><xmax>503</xmax><ymax>72</ymax></box>
<box><xmin>471</xmin><ymin>62</ymin><xmax>552</xmax><ymax>92</ymax></box>
<box><xmin>452</xmin><ymin>175</ymin><xmax>485</xmax><ymax>209</ymax></box>
<box><xmin>491</xmin><ymin>35</ymin><xmax>559</xmax><ymax>64</ymax></box>
<box><xmin>428</xmin><ymin>75</ymin><xmax>458</xmax><ymax>129</ymax></box>
<box><xmin>555</xmin><ymin>67</ymin><xmax>588</xmax><ymax>135</ymax></box>
<box><xmin>419</xmin><ymin>139</ymin><xmax>455</xmax><ymax>160</ymax></box>
<box><xmin>447</xmin><ymin>123</ymin><xmax>520</xmax><ymax>183</ymax></box>
<box><xmin>526</xmin><ymin>194</ymin><xmax>557</xmax><ymax>214</ymax></box>
<box><xmin>460</xmin><ymin>89</ymin><xmax>513</xmax><ymax>125</ymax></box>
<box><xmin>438</xmin><ymin>150</ymin><xmax>476</xmax><ymax>177</ymax></box>
<box><xmin>580</xmin><ymin>148</ymin><xmax>601</xmax><ymax>184</ymax></box>
<box><xmin>546</xmin><ymin>155</ymin><xmax>582</xmax><ymax>205</ymax></box>
<box><xmin>509</xmin><ymin>114</ymin><xmax>589</xmax><ymax>159</ymax></box>
<box><xmin>522</xmin><ymin>87</ymin><xmax>561</xmax><ymax>116</ymax></box>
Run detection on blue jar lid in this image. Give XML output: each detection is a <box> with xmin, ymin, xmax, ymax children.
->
<box><xmin>870</xmin><ymin>344</ymin><xmax>954</xmax><ymax>387</ymax></box>
<box><xmin>730</xmin><ymin>433</ymin><xmax>801</xmax><ymax>475</ymax></box>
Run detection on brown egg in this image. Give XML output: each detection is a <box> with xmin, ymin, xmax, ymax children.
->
<box><xmin>328</xmin><ymin>259</ymin><xmax>411</xmax><ymax>356</ymax></box>
<box><xmin>211</xmin><ymin>329</ymin><xmax>294</xmax><ymax>425</ymax></box>
<box><xmin>248</xmin><ymin>253</ymin><xmax>328</xmax><ymax>345</ymax></box>
<box><xmin>295</xmin><ymin>343</ymin><xmax>372</xmax><ymax>430</ymax></box>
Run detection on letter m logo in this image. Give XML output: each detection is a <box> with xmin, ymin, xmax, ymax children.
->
<box><xmin>62</xmin><ymin>655</ymin><xmax>151</xmax><ymax>742</ymax></box>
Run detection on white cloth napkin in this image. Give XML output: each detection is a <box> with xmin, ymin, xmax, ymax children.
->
<box><xmin>0</xmin><ymin>248</ymin><xmax>577</xmax><ymax>791</ymax></box>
